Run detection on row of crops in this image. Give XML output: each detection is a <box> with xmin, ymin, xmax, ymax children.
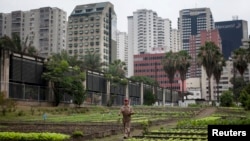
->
<box><xmin>127</xmin><ymin>107</ymin><xmax>249</xmax><ymax>141</ymax></box>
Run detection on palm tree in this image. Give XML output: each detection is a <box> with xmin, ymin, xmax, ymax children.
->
<box><xmin>0</xmin><ymin>34</ymin><xmax>38</xmax><ymax>55</ymax></box>
<box><xmin>82</xmin><ymin>49</ymin><xmax>103</xmax><ymax>71</ymax></box>
<box><xmin>11</xmin><ymin>33</ymin><xmax>22</xmax><ymax>52</ymax></box>
<box><xmin>21</xmin><ymin>35</ymin><xmax>38</xmax><ymax>56</ymax></box>
<box><xmin>232</xmin><ymin>48</ymin><xmax>248</xmax><ymax>103</ymax></box>
<box><xmin>232</xmin><ymin>48</ymin><xmax>248</xmax><ymax>78</ymax></box>
<box><xmin>107</xmin><ymin>59</ymin><xmax>127</xmax><ymax>78</ymax></box>
<box><xmin>129</xmin><ymin>76</ymin><xmax>158</xmax><ymax>86</ymax></box>
<box><xmin>213</xmin><ymin>55</ymin><xmax>226</xmax><ymax>102</ymax></box>
<box><xmin>197</xmin><ymin>41</ymin><xmax>222</xmax><ymax>102</ymax></box>
<box><xmin>0</xmin><ymin>35</ymin><xmax>16</xmax><ymax>51</ymax></box>
<box><xmin>176</xmin><ymin>50</ymin><xmax>191</xmax><ymax>102</ymax></box>
<box><xmin>162</xmin><ymin>51</ymin><xmax>178</xmax><ymax>104</ymax></box>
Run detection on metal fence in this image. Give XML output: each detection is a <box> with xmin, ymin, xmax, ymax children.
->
<box><xmin>1</xmin><ymin>51</ymin><xmax>179</xmax><ymax>106</ymax></box>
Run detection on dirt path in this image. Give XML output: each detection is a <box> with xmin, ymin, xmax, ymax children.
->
<box><xmin>88</xmin><ymin>107</ymin><xmax>217</xmax><ymax>141</ymax></box>
<box><xmin>195</xmin><ymin>107</ymin><xmax>217</xmax><ymax>119</ymax></box>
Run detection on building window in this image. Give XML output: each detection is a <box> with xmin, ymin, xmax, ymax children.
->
<box><xmin>96</xmin><ymin>16</ymin><xmax>100</xmax><ymax>20</ymax></box>
<box><xmin>96</xmin><ymin>29</ymin><xmax>99</xmax><ymax>33</ymax></box>
<box><xmin>90</xmin><ymin>42</ymin><xmax>94</xmax><ymax>46</ymax></box>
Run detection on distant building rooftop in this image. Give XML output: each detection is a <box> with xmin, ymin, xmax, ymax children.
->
<box><xmin>70</xmin><ymin>2</ymin><xmax>115</xmax><ymax>16</ymax></box>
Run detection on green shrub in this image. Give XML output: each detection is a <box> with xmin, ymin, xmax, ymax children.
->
<box><xmin>72</xmin><ymin>130</ymin><xmax>84</xmax><ymax>138</ymax></box>
<box><xmin>220</xmin><ymin>90</ymin><xmax>234</xmax><ymax>107</ymax></box>
<box><xmin>0</xmin><ymin>132</ymin><xmax>70</xmax><ymax>141</ymax></box>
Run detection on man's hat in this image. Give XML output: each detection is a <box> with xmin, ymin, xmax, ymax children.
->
<box><xmin>124</xmin><ymin>98</ymin><xmax>129</xmax><ymax>101</ymax></box>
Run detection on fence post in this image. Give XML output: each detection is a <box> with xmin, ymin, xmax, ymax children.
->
<box><xmin>163</xmin><ymin>88</ymin><xmax>166</xmax><ymax>106</ymax></box>
<box><xmin>140</xmin><ymin>82</ymin><xmax>143</xmax><ymax>105</ymax></box>
<box><xmin>23</xmin><ymin>83</ymin><xmax>25</xmax><ymax>100</ymax></box>
<box><xmin>106</xmin><ymin>80</ymin><xmax>110</xmax><ymax>105</ymax></box>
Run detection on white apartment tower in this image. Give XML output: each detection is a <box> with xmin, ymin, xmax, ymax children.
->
<box><xmin>170</xmin><ymin>29</ymin><xmax>181</xmax><ymax>52</ymax></box>
<box><xmin>127</xmin><ymin>9</ymin><xmax>172</xmax><ymax>76</ymax></box>
<box><xmin>66</xmin><ymin>2</ymin><xmax>116</xmax><ymax>67</ymax></box>
<box><xmin>128</xmin><ymin>9</ymin><xmax>172</xmax><ymax>54</ymax></box>
<box><xmin>157</xmin><ymin>18</ymin><xmax>171</xmax><ymax>52</ymax></box>
<box><xmin>116</xmin><ymin>31</ymin><xmax>128</xmax><ymax>76</ymax></box>
<box><xmin>0</xmin><ymin>7</ymin><xmax>67</xmax><ymax>58</ymax></box>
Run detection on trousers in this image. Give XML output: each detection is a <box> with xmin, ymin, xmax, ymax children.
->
<box><xmin>123</xmin><ymin>120</ymin><xmax>131</xmax><ymax>137</ymax></box>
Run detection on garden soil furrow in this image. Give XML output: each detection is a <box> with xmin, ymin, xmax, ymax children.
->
<box><xmin>0</xmin><ymin>107</ymin><xmax>216</xmax><ymax>141</ymax></box>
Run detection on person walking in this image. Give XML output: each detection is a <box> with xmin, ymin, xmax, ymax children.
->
<box><xmin>119</xmin><ymin>98</ymin><xmax>134</xmax><ymax>139</ymax></box>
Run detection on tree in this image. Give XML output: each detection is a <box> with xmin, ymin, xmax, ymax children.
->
<box><xmin>239</xmin><ymin>83</ymin><xmax>250</xmax><ymax>110</ymax></box>
<box><xmin>144</xmin><ymin>89</ymin><xmax>156</xmax><ymax>105</ymax></box>
<box><xmin>213</xmin><ymin>55</ymin><xmax>226</xmax><ymax>102</ymax></box>
<box><xmin>129</xmin><ymin>76</ymin><xmax>158</xmax><ymax>86</ymax></box>
<box><xmin>0</xmin><ymin>35</ymin><xmax>16</xmax><ymax>51</ymax></box>
<box><xmin>0</xmin><ymin>34</ymin><xmax>38</xmax><ymax>55</ymax></box>
<box><xmin>176</xmin><ymin>50</ymin><xmax>191</xmax><ymax>102</ymax></box>
<box><xmin>42</xmin><ymin>51</ymin><xmax>85</xmax><ymax>106</ymax></box>
<box><xmin>232</xmin><ymin>48</ymin><xmax>248</xmax><ymax>78</ymax></box>
<box><xmin>230</xmin><ymin>77</ymin><xmax>246</xmax><ymax>101</ymax></box>
<box><xmin>82</xmin><ymin>49</ymin><xmax>103</xmax><ymax>71</ymax></box>
<box><xmin>220</xmin><ymin>90</ymin><xmax>234</xmax><ymax>107</ymax></box>
<box><xmin>106</xmin><ymin>59</ymin><xmax>127</xmax><ymax>78</ymax></box>
<box><xmin>162</xmin><ymin>51</ymin><xmax>178</xmax><ymax>104</ymax></box>
<box><xmin>197</xmin><ymin>41</ymin><xmax>222</xmax><ymax>102</ymax></box>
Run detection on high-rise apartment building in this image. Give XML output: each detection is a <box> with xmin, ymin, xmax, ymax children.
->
<box><xmin>66</xmin><ymin>2</ymin><xmax>116</xmax><ymax>68</ymax></box>
<box><xmin>170</xmin><ymin>29</ymin><xmax>181</xmax><ymax>52</ymax></box>
<box><xmin>116</xmin><ymin>31</ymin><xmax>128</xmax><ymax>76</ymax></box>
<box><xmin>127</xmin><ymin>9</ymin><xmax>172</xmax><ymax>77</ymax></box>
<box><xmin>0</xmin><ymin>7</ymin><xmax>67</xmax><ymax>58</ymax></box>
<box><xmin>215</xmin><ymin>19</ymin><xmax>248</xmax><ymax>60</ymax></box>
<box><xmin>128</xmin><ymin>9</ymin><xmax>172</xmax><ymax>55</ymax></box>
<box><xmin>178</xmin><ymin>8</ymin><xmax>214</xmax><ymax>51</ymax></box>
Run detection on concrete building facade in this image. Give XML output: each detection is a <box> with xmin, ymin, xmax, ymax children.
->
<box><xmin>116</xmin><ymin>31</ymin><xmax>128</xmax><ymax>76</ymax></box>
<box><xmin>134</xmin><ymin>53</ymin><xmax>182</xmax><ymax>91</ymax></box>
<box><xmin>127</xmin><ymin>9</ymin><xmax>172</xmax><ymax>77</ymax></box>
<box><xmin>66</xmin><ymin>2</ymin><xmax>116</xmax><ymax>68</ymax></box>
<box><xmin>178</xmin><ymin>8</ymin><xmax>214</xmax><ymax>52</ymax></box>
<box><xmin>0</xmin><ymin>7</ymin><xmax>67</xmax><ymax>58</ymax></box>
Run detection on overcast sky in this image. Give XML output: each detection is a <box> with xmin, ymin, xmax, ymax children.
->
<box><xmin>1</xmin><ymin>0</ymin><xmax>250</xmax><ymax>34</ymax></box>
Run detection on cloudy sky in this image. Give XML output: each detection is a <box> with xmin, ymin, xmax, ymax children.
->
<box><xmin>1</xmin><ymin>0</ymin><xmax>249</xmax><ymax>33</ymax></box>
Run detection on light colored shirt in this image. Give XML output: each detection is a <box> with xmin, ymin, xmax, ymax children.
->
<box><xmin>119</xmin><ymin>105</ymin><xmax>134</xmax><ymax>122</ymax></box>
